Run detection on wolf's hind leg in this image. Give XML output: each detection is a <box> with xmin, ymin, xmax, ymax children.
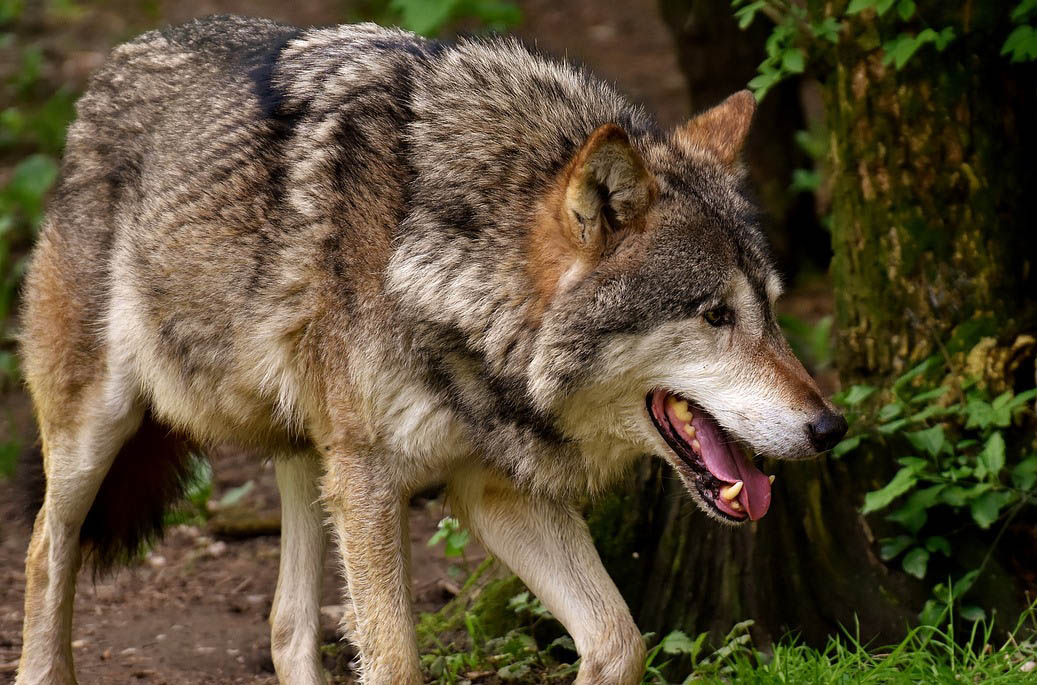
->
<box><xmin>322</xmin><ymin>454</ymin><xmax>421</xmax><ymax>685</ymax></box>
<box><xmin>270</xmin><ymin>455</ymin><xmax>328</xmax><ymax>684</ymax></box>
<box><xmin>17</xmin><ymin>372</ymin><xmax>144</xmax><ymax>685</ymax></box>
<box><xmin>449</xmin><ymin>468</ymin><xmax>646</xmax><ymax>685</ymax></box>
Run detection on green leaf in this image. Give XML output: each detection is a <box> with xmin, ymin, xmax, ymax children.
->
<box><xmin>1002</xmin><ymin>25</ymin><xmax>1037</xmax><ymax>62</ymax></box>
<box><xmin>902</xmin><ymin>547</ymin><xmax>929</xmax><ymax>579</ymax></box>
<box><xmin>978</xmin><ymin>432</ymin><xmax>1006</xmax><ymax>477</ymax></box>
<box><xmin>1007</xmin><ymin>387</ymin><xmax>1037</xmax><ymax>409</ymax></box>
<box><xmin>878</xmin><ymin>418</ymin><xmax>910</xmax><ymax>434</ymax></box>
<box><xmin>906</xmin><ymin>426</ymin><xmax>945</xmax><ymax>458</ymax></box>
<box><xmin>391</xmin><ymin>0</ymin><xmax>459</xmax><ymax>35</ymax></box>
<box><xmin>964</xmin><ymin>399</ymin><xmax>995</xmax><ymax>429</ymax></box>
<box><xmin>941</xmin><ymin>485</ymin><xmax>968</xmax><ymax>507</ymax></box>
<box><xmin>896</xmin><ymin>0</ymin><xmax>916</xmax><ymax>20</ymax></box>
<box><xmin>862</xmin><ymin>466</ymin><xmax>918</xmax><ymax>514</ymax></box>
<box><xmin>887</xmin><ymin>485</ymin><xmax>943</xmax><ymax>534</ymax></box>
<box><xmin>1012</xmin><ymin>0</ymin><xmax>1037</xmax><ymax>22</ymax></box>
<box><xmin>782</xmin><ymin>48</ymin><xmax>805</xmax><ymax>73</ymax></box>
<box><xmin>840</xmin><ymin>384</ymin><xmax>876</xmax><ymax>407</ymax></box>
<box><xmin>1011</xmin><ymin>455</ymin><xmax>1037</xmax><ymax>491</ymax></box>
<box><xmin>894</xmin><ymin>357</ymin><xmax>937</xmax><ymax>391</ymax></box>
<box><xmin>846</xmin><ymin>0</ymin><xmax>877</xmax><ymax>14</ymax></box>
<box><xmin>878</xmin><ymin>403</ymin><xmax>904</xmax><ymax>421</ymax></box>
<box><xmin>879</xmin><ymin>535</ymin><xmax>913</xmax><ymax>560</ymax></box>
<box><xmin>960</xmin><ymin>605</ymin><xmax>986</xmax><ymax>622</ymax></box>
<box><xmin>924</xmin><ymin>535</ymin><xmax>950</xmax><ymax>556</ymax></box>
<box><xmin>832</xmin><ymin>435</ymin><xmax>862</xmax><ymax>458</ymax></box>
<box><xmin>952</xmin><ymin>569</ymin><xmax>981</xmax><ymax>599</ymax></box>
<box><xmin>970</xmin><ymin>490</ymin><xmax>1015</xmax><ymax>528</ymax></box>
<box><xmin>660</xmin><ymin>630</ymin><xmax>697</xmax><ymax>655</ymax></box>
<box><xmin>909</xmin><ymin>387</ymin><xmax>948</xmax><ymax>404</ymax></box>
<box><xmin>733</xmin><ymin>0</ymin><xmax>766</xmax><ymax>29</ymax></box>
<box><xmin>216</xmin><ymin>480</ymin><xmax>253</xmax><ymax>508</ymax></box>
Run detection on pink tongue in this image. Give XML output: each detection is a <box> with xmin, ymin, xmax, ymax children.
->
<box><xmin>667</xmin><ymin>402</ymin><xmax>771</xmax><ymax>520</ymax></box>
<box><xmin>693</xmin><ymin>414</ymin><xmax>771</xmax><ymax>519</ymax></box>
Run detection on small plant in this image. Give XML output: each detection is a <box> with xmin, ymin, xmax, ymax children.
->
<box><xmin>833</xmin><ymin>332</ymin><xmax>1037</xmax><ymax>624</ymax></box>
<box><xmin>731</xmin><ymin>0</ymin><xmax>1036</xmax><ymax>102</ymax></box>
<box><xmin>428</xmin><ymin>515</ymin><xmax>474</xmax><ymax>579</ymax></box>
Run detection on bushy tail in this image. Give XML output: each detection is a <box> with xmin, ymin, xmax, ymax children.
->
<box><xmin>21</xmin><ymin>410</ymin><xmax>198</xmax><ymax>574</ymax></box>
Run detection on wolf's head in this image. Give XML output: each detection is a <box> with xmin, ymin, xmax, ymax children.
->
<box><xmin>527</xmin><ymin>91</ymin><xmax>846</xmax><ymax>523</ymax></box>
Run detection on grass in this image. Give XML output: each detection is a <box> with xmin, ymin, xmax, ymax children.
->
<box><xmin>418</xmin><ymin>575</ymin><xmax>1037</xmax><ymax>684</ymax></box>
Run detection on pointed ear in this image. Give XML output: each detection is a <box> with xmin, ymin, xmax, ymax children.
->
<box><xmin>563</xmin><ymin>124</ymin><xmax>657</xmax><ymax>251</ymax></box>
<box><xmin>674</xmin><ymin>90</ymin><xmax>756</xmax><ymax>165</ymax></box>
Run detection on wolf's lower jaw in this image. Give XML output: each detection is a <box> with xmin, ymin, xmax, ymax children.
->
<box><xmin>646</xmin><ymin>389</ymin><xmax>773</xmax><ymax>522</ymax></box>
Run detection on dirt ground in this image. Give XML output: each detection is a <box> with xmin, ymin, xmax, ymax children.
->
<box><xmin>0</xmin><ymin>0</ymin><xmax>701</xmax><ymax>682</ymax></box>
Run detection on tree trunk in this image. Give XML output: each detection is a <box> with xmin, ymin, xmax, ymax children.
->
<box><xmin>590</xmin><ymin>0</ymin><xmax>1037</xmax><ymax>648</ymax></box>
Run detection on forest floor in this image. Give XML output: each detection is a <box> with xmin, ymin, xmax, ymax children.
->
<box><xmin>0</xmin><ymin>0</ymin><xmax>703</xmax><ymax>682</ymax></box>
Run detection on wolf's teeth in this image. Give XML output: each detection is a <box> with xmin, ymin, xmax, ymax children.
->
<box><xmin>730</xmin><ymin>501</ymin><xmax>742</xmax><ymax>511</ymax></box>
<box><xmin>669</xmin><ymin>397</ymin><xmax>693</xmax><ymax>422</ymax></box>
<box><xmin>691</xmin><ymin>439</ymin><xmax>701</xmax><ymax>453</ymax></box>
<box><xmin>720</xmin><ymin>481</ymin><xmax>743</xmax><ymax>500</ymax></box>
<box><xmin>684</xmin><ymin>424</ymin><xmax>696</xmax><ymax>438</ymax></box>
<box><xmin>769</xmin><ymin>475</ymin><xmax>776</xmax><ymax>484</ymax></box>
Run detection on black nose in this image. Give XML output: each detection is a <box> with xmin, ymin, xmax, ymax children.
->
<box><xmin>807</xmin><ymin>409</ymin><xmax>848</xmax><ymax>452</ymax></box>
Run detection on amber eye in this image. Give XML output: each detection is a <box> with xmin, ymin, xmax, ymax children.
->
<box><xmin>703</xmin><ymin>306</ymin><xmax>734</xmax><ymax>327</ymax></box>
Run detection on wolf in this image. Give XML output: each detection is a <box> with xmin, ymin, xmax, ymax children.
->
<box><xmin>15</xmin><ymin>14</ymin><xmax>846</xmax><ymax>685</ymax></box>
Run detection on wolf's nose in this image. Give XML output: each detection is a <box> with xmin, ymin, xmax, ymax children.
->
<box><xmin>807</xmin><ymin>410</ymin><xmax>848</xmax><ymax>452</ymax></box>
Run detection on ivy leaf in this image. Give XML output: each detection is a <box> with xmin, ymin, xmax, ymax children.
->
<box><xmin>862</xmin><ymin>466</ymin><xmax>918</xmax><ymax>514</ymax></box>
<box><xmin>879</xmin><ymin>535</ymin><xmax>914</xmax><ymax>560</ymax></box>
<box><xmin>660</xmin><ymin>630</ymin><xmax>698</xmax><ymax>655</ymax></box>
<box><xmin>1012</xmin><ymin>0</ymin><xmax>1037</xmax><ymax>22</ymax></box>
<box><xmin>906</xmin><ymin>426</ymin><xmax>945</xmax><ymax>458</ymax></box>
<box><xmin>902</xmin><ymin>547</ymin><xmax>929</xmax><ymax>579</ymax></box>
<box><xmin>978</xmin><ymin>432</ymin><xmax>1005</xmax><ymax>476</ymax></box>
<box><xmin>1002</xmin><ymin>25</ymin><xmax>1037</xmax><ymax>63</ymax></box>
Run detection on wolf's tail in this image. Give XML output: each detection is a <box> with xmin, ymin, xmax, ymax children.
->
<box><xmin>19</xmin><ymin>410</ymin><xmax>197</xmax><ymax>574</ymax></box>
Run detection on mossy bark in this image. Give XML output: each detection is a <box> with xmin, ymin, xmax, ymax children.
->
<box><xmin>818</xmin><ymin>1</ymin><xmax>1037</xmax><ymax>381</ymax></box>
<box><xmin>594</xmin><ymin>0</ymin><xmax>1037</xmax><ymax>648</ymax></box>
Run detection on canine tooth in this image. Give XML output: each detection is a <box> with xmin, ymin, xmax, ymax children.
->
<box><xmin>692</xmin><ymin>439</ymin><xmax>701</xmax><ymax>453</ymax></box>
<box><xmin>730</xmin><ymin>501</ymin><xmax>742</xmax><ymax>511</ymax></box>
<box><xmin>720</xmin><ymin>481</ymin><xmax>743</xmax><ymax>501</ymax></box>
<box><xmin>769</xmin><ymin>475</ymin><xmax>776</xmax><ymax>484</ymax></box>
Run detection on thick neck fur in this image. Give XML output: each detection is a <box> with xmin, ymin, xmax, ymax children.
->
<box><xmin>382</xmin><ymin>37</ymin><xmax>662</xmax><ymax>497</ymax></box>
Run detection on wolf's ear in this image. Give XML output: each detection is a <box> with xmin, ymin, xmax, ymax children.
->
<box><xmin>563</xmin><ymin>124</ymin><xmax>657</xmax><ymax>251</ymax></box>
<box><xmin>674</xmin><ymin>90</ymin><xmax>756</xmax><ymax>165</ymax></box>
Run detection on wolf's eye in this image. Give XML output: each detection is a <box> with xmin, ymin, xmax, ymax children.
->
<box><xmin>703</xmin><ymin>306</ymin><xmax>734</xmax><ymax>327</ymax></box>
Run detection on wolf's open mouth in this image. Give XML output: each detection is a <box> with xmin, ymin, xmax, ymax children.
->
<box><xmin>646</xmin><ymin>389</ymin><xmax>772</xmax><ymax>522</ymax></box>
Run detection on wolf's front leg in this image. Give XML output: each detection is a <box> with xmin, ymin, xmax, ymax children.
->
<box><xmin>449</xmin><ymin>468</ymin><xmax>645</xmax><ymax>685</ymax></box>
<box><xmin>322</xmin><ymin>454</ymin><xmax>420</xmax><ymax>685</ymax></box>
<box><xmin>270</xmin><ymin>456</ymin><xmax>328</xmax><ymax>684</ymax></box>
